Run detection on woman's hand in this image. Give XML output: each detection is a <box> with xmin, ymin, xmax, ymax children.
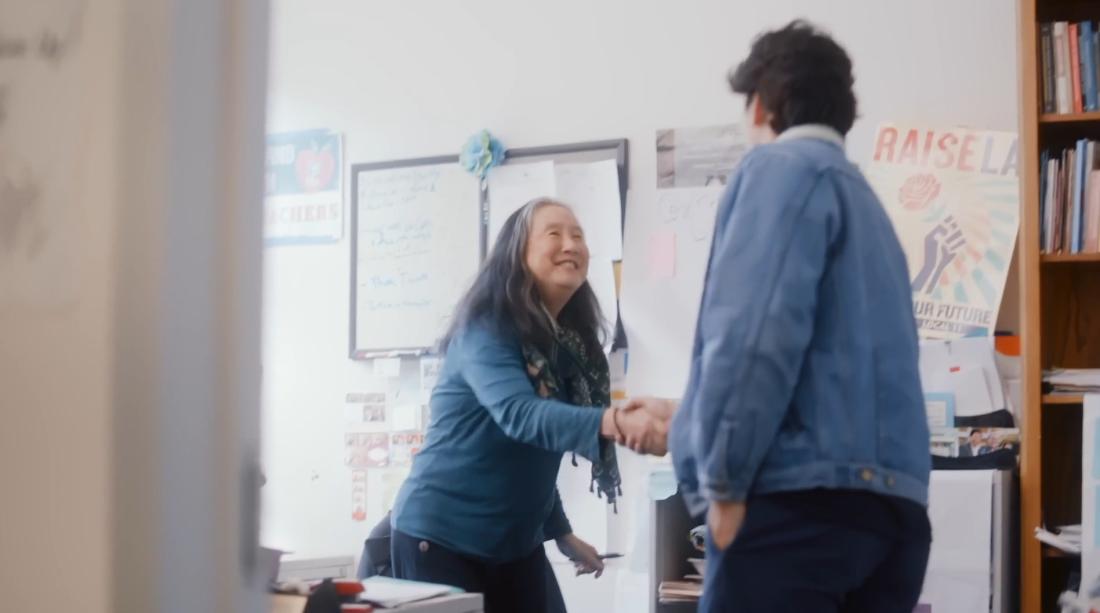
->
<box><xmin>618</xmin><ymin>407</ymin><xmax>668</xmax><ymax>455</ymax></box>
<box><xmin>555</xmin><ymin>533</ymin><xmax>605</xmax><ymax>578</ymax></box>
<box><xmin>600</xmin><ymin>406</ymin><xmax>668</xmax><ymax>455</ymax></box>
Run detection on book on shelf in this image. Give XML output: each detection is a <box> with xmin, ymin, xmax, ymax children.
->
<box><xmin>1041</xmin><ymin>21</ymin><xmax>1100</xmax><ymax>115</ymax></box>
<box><xmin>1071</xmin><ymin>22</ymin><xmax>1083</xmax><ymax>113</ymax></box>
<box><xmin>1093</xmin><ymin>28</ymin><xmax>1099</xmax><ymax>110</ymax></box>
<box><xmin>1042</xmin><ymin>23</ymin><xmax>1056</xmax><ymax>114</ymax></box>
<box><xmin>1044</xmin><ymin>157</ymin><xmax>1054</xmax><ymax>252</ymax></box>
<box><xmin>1073</xmin><ymin>140</ymin><xmax>1086</xmax><ymax>253</ymax></box>
<box><xmin>1084</xmin><ymin>22</ymin><xmax>1098</xmax><ymax>111</ymax></box>
<box><xmin>1087</xmin><ymin>169</ymin><xmax>1100</xmax><ymax>252</ymax></box>
<box><xmin>1059</xmin><ymin>149</ymin><xmax>1069</xmax><ymax>251</ymax></box>
<box><xmin>1055</xmin><ymin>22</ymin><xmax>1071</xmax><ymax>114</ymax></box>
<box><xmin>1041</xmin><ymin>149</ymin><xmax>1051</xmax><ymax>250</ymax></box>
<box><xmin>1068</xmin><ymin>147</ymin><xmax>1076</xmax><ymax>249</ymax></box>
<box><xmin>1039</xmin><ymin>140</ymin><xmax>1100</xmax><ymax>254</ymax></box>
<box><xmin>1052</xmin><ymin>152</ymin><xmax>1064</xmax><ymax>252</ymax></box>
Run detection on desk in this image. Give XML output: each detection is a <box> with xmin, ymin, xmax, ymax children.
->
<box><xmin>270</xmin><ymin>593</ymin><xmax>484</xmax><ymax>613</ymax></box>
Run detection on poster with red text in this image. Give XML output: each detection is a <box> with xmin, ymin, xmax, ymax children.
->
<box><xmin>864</xmin><ymin>124</ymin><xmax>1019</xmax><ymax>339</ymax></box>
<box><xmin>264</xmin><ymin>129</ymin><xmax>343</xmax><ymax>245</ymax></box>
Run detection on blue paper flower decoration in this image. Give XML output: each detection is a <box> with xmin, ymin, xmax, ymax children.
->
<box><xmin>460</xmin><ymin>130</ymin><xmax>505</xmax><ymax>178</ymax></box>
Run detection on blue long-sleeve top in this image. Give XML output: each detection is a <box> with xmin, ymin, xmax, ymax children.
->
<box><xmin>391</xmin><ymin>320</ymin><xmax>605</xmax><ymax>562</ymax></box>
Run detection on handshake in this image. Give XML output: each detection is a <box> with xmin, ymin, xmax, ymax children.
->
<box><xmin>600</xmin><ymin>397</ymin><xmax>678</xmax><ymax>456</ymax></box>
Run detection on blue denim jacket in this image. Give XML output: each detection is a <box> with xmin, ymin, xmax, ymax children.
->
<box><xmin>669</xmin><ymin>125</ymin><xmax>931</xmax><ymax>516</ymax></box>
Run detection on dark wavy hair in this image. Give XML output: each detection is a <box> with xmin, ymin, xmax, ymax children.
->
<box><xmin>440</xmin><ymin>198</ymin><xmax>605</xmax><ymax>358</ymax></box>
<box><xmin>728</xmin><ymin>20</ymin><xmax>858</xmax><ymax>135</ymax></box>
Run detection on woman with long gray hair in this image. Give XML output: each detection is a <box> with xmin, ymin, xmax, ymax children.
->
<box><xmin>390</xmin><ymin>198</ymin><xmax>667</xmax><ymax>612</ymax></box>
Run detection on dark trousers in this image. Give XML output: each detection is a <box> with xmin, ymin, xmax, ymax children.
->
<box><xmin>702</xmin><ymin>489</ymin><xmax>931</xmax><ymax>613</ymax></box>
<box><xmin>391</xmin><ymin>529</ymin><xmax>564</xmax><ymax>613</ymax></box>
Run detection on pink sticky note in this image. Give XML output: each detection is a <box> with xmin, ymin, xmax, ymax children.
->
<box><xmin>649</xmin><ymin>231</ymin><xmax>676</xmax><ymax>280</ymax></box>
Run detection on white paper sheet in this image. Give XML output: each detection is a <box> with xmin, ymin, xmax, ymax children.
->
<box><xmin>588</xmin><ymin>257</ymin><xmax>618</xmax><ymax>346</ymax></box>
<box><xmin>1084</xmin><ymin>396</ymin><xmax>1100</xmax><ymax>589</ymax></box>
<box><xmin>920</xmin><ymin>338</ymin><xmax>1008</xmax><ymax>418</ymax></box>
<box><xmin>919</xmin><ymin>340</ymin><xmax>953</xmax><ymax>395</ymax></box>
<box><xmin>948</xmin><ymin>337</ymin><xmax>1007</xmax><ymax>412</ymax></box>
<box><xmin>947</xmin><ymin>365</ymin><xmax>996</xmax><ymax>418</ymax></box>
<box><xmin>359</xmin><ymin>576</ymin><xmax>455</xmax><ymax>607</ymax></box>
<box><xmin>621</xmin><ymin>187</ymin><xmax>721</xmax><ymax>398</ymax></box>
<box><xmin>487</xmin><ymin>161</ymin><xmax>556</xmax><ymax>246</ymax></box>
<box><xmin>925</xmin><ymin>396</ymin><xmax>954</xmax><ymax>429</ymax></box>
<box><xmin>919</xmin><ymin>470</ymin><xmax>994</xmax><ymax>613</ymax></box>
<box><xmin>555</xmin><ymin>160</ymin><xmax>623</xmax><ymax>260</ymax></box>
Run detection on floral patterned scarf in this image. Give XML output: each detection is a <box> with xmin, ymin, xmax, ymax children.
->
<box><xmin>522</xmin><ymin>325</ymin><xmax>622</xmax><ymax>511</ymax></box>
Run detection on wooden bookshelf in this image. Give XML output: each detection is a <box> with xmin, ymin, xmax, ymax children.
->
<box><xmin>1040</xmin><ymin>110</ymin><xmax>1100</xmax><ymax>123</ymax></box>
<box><xmin>1019</xmin><ymin>2</ymin><xmax>1100</xmax><ymax>610</ymax></box>
<box><xmin>1043</xmin><ymin>393</ymin><xmax>1086</xmax><ymax>404</ymax></box>
<box><xmin>1041</xmin><ymin>252</ymin><xmax>1100</xmax><ymax>262</ymax></box>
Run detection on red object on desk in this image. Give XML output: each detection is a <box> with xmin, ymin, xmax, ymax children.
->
<box><xmin>310</xmin><ymin>579</ymin><xmax>364</xmax><ymax>599</ymax></box>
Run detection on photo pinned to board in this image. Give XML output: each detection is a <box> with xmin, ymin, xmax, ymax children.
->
<box><xmin>346</xmin><ymin>392</ymin><xmax>387</xmax><ymax>425</ymax></box>
<box><xmin>345</xmin><ymin>432</ymin><xmax>390</xmax><ymax>469</ymax></box>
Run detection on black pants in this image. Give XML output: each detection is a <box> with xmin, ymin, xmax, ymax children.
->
<box><xmin>702</xmin><ymin>489</ymin><xmax>931</xmax><ymax>613</ymax></box>
<box><xmin>391</xmin><ymin>529</ymin><xmax>564</xmax><ymax>613</ymax></box>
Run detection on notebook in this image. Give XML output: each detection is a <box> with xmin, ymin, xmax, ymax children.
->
<box><xmin>359</xmin><ymin>576</ymin><xmax>462</xmax><ymax>608</ymax></box>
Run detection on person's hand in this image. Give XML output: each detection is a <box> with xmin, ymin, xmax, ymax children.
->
<box><xmin>707</xmin><ymin>500</ymin><xmax>747</xmax><ymax>551</ymax></box>
<box><xmin>621</xmin><ymin>397</ymin><xmax>679</xmax><ymax>421</ymax></box>
<box><xmin>615</xmin><ymin>406</ymin><xmax>668</xmax><ymax>456</ymax></box>
<box><xmin>555</xmin><ymin>533</ymin><xmax>605</xmax><ymax>578</ymax></box>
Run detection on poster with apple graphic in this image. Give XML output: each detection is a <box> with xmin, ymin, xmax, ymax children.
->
<box><xmin>264</xmin><ymin>129</ymin><xmax>343</xmax><ymax>245</ymax></box>
<box><xmin>863</xmin><ymin>123</ymin><xmax>1019</xmax><ymax>339</ymax></box>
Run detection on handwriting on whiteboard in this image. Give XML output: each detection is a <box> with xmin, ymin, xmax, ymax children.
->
<box><xmin>353</xmin><ymin>161</ymin><xmax>480</xmax><ymax>353</ymax></box>
<box><xmin>357</xmin><ymin>168</ymin><xmax>445</xmax><ymax>313</ymax></box>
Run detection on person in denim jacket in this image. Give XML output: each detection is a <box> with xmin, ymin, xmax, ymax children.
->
<box><xmin>629</xmin><ymin>21</ymin><xmax>932</xmax><ymax>613</ymax></box>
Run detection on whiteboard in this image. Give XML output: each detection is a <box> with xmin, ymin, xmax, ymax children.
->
<box><xmin>350</xmin><ymin>158</ymin><xmax>480</xmax><ymax>356</ymax></box>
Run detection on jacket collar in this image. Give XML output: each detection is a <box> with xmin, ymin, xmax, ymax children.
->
<box><xmin>776</xmin><ymin>124</ymin><xmax>845</xmax><ymax>148</ymax></box>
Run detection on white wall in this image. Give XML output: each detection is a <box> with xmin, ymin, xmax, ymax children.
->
<box><xmin>262</xmin><ymin>0</ymin><xmax>1020</xmax><ymax>609</ymax></box>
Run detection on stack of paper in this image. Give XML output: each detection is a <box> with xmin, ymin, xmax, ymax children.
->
<box><xmin>1044</xmin><ymin>369</ymin><xmax>1100</xmax><ymax>394</ymax></box>
<box><xmin>358</xmin><ymin>576</ymin><xmax>460</xmax><ymax>608</ymax></box>
<box><xmin>920</xmin><ymin>338</ymin><xmax>1009</xmax><ymax>421</ymax></box>
<box><xmin>1035</xmin><ymin>525</ymin><xmax>1082</xmax><ymax>554</ymax></box>
<box><xmin>658</xmin><ymin>580</ymin><xmax>703</xmax><ymax>604</ymax></box>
